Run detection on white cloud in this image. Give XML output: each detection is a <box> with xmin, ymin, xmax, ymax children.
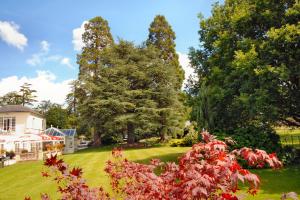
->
<box><xmin>26</xmin><ymin>41</ymin><xmax>51</xmax><ymax>66</ymax></box>
<box><xmin>60</xmin><ymin>57</ymin><xmax>73</xmax><ymax>68</ymax></box>
<box><xmin>26</xmin><ymin>40</ymin><xmax>73</xmax><ymax>69</ymax></box>
<box><xmin>0</xmin><ymin>71</ymin><xmax>73</xmax><ymax>105</ymax></box>
<box><xmin>0</xmin><ymin>21</ymin><xmax>28</xmax><ymax>50</ymax></box>
<box><xmin>40</xmin><ymin>40</ymin><xmax>50</xmax><ymax>52</ymax></box>
<box><xmin>177</xmin><ymin>52</ymin><xmax>198</xmax><ymax>89</ymax></box>
<box><xmin>72</xmin><ymin>21</ymin><xmax>88</xmax><ymax>51</ymax></box>
<box><xmin>27</xmin><ymin>53</ymin><xmax>42</xmax><ymax>66</ymax></box>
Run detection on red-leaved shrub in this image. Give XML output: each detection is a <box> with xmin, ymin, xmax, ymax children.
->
<box><xmin>29</xmin><ymin>132</ymin><xmax>282</xmax><ymax>200</ymax></box>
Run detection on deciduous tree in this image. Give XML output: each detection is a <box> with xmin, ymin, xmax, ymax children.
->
<box><xmin>188</xmin><ymin>0</ymin><xmax>300</xmax><ymax>145</ymax></box>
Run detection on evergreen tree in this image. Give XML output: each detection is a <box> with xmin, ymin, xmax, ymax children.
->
<box><xmin>78</xmin><ymin>16</ymin><xmax>114</xmax><ymax>77</ymax></box>
<box><xmin>146</xmin><ymin>15</ymin><xmax>185</xmax><ymax>89</ymax></box>
<box><xmin>0</xmin><ymin>91</ymin><xmax>22</xmax><ymax>106</ymax></box>
<box><xmin>76</xmin><ymin>16</ymin><xmax>114</xmax><ymax>146</ymax></box>
<box><xmin>19</xmin><ymin>83</ymin><xmax>37</xmax><ymax>106</ymax></box>
<box><xmin>146</xmin><ymin>15</ymin><xmax>186</xmax><ymax>140</ymax></box>
<box><xmin>79</xmin><ymin>41</ymin><xmax>185</xmax><ymax>144</ymax></box>
<box><xmin>66</xmin><ymin>80</ymin><xmax>79</xmax><ymax>114</ymax></box>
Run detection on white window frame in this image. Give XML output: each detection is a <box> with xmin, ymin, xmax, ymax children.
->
<box><xmin>0</xmin><ymin>117</ymin><xmax>16</xmax><ymax>133</ymax></box>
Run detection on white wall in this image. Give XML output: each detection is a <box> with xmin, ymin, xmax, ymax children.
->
<box><xmin>26</xmin><ymin>114</ymin><xmax>44</xmax><ymax>134</ymax></box>
<box><xmin>0</xmin><ymin>112</ymin><xmax>45</xmax><ymax>135</ymax></box>
<box><xmin>0</xmin><ymin>112</ymin><xmax>27</xmax><ymax>135</ymax></box>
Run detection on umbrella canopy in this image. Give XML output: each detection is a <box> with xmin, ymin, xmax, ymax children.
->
<box><xmin>40</xmin><ymin>134</ymin><xmax>62</xmax><ymax>141</ymax></box>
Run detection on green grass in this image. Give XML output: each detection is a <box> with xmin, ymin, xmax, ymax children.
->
<box><xmin>0</xmin><ymin>146</ymin><xmax>299</xmax><ymax>200</ymax></box>
<box><xmin>276</xmin><ymin>128</ymin><xmax>300</xmax><ymax>148</ymax></box>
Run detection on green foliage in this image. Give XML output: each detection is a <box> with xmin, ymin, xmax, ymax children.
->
<box><xmin>101</xmin><ymin>134</ymin><xmax>123</xmax><ymax>145</ymax></box>
<box><xmin>146</xmin><ymin>15</ymin><xmax>184</xmax><ymax>90</ymax></box>
<box><xmin>139</xmin><ymin>137</ymin><xmax>162</xmax><ymax>147</ymax></box>
<box><xmin>278</xmin><ymin>146</ymin><xmax>300</xmax><ymax>166</ymax></box>
<box><xmin>76</xmin><ymin>16</ymin><xmax>115</xmax><ymax>146</ymax></box>
<box><xmin>188</xmin><ymin>0</ymin><xmax>299</xmax><ymax>149</ymax></box>
<box><xmin>78</xmin><ymin>40</ymin><xmax>184</xmax><ymax>144</ymax></box>
<box><xmin>146</xmin><ymin>15</ymin><xmax>186</xmax><ymax>140</ymax></box>
<box><xmin>36</xmin><ymin>100</ymin><xmax>52</xmax><ymax>114</ymax></box>
<box><xmin>0</xmin><ymin>91</ymin><xmax>22</xmax><ymax>106</ymax></box>
<box><xmin>44</xmin><ymin>104</ymin><xmax>68</xmax><ymax>129</ymax></box>
<box><xmin>78</xmin><ymin>16</ymin><xmax>114</xmax><ymax>78</ymax></box>
<box><xmin>169</xmin><ymin>138</ymin><xmax>184</xmax><ymax>147</ymax></box>
<box><xmin>218</xmin><ymin>125</ymin><xmax>281</xmax><ymax>153</ymax></box>
<box><xmin>170</xmin><ymin>123</ymin><xmax>199</xmax><ymax>147</ymax></box>
<box><xmin>75</xmin><ymin>15</ymin><xmax>186</xmax><ymax>145</ymax></box>
<box><xmin>19</xmin><ymin>83</ymin><xmax>37</xmax><ymax>106</ymax></box>
<box><xmin>0</xmin><ymin>83</ymin><xmax>37</xmax><ymax>106</ymax></box>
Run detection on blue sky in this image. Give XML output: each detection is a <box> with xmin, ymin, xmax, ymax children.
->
<box><xmin>0</xmin><ymin>0</ymin><xmax>220</xmax><ymax>104</ymax></box>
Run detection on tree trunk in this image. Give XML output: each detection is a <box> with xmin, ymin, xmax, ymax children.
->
<box><xmin>93</xmin><ymin>132</ymin><xmax>101</xmax><ymax>147</ymax></box>
<box><xmin>159</xmin><ymin>126</ymin><xmax>167</xmax><ymax>142</ymax></box>
<box><xmin>127</xmin><ymin>123</ymin><xmax>135</xmax><ymax>144</ymax></box>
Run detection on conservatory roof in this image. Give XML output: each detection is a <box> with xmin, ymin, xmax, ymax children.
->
<box><xmin>45</xmin><ymin>127</ymin><xmax>76</xmax><ymax>137</ymax></box>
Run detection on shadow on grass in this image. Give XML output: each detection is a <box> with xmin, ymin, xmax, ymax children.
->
<box><xmin>73</xmin><ymin>144</ymin><xmax>177</xmax><ymax>154</ymax></box>
<box><xmin>72</xmin><ymin>146</ymin><xmax>114</xmax><ymax>154</ymax></box>
<box><xmin>132</xmin><ymin>152</ymin><xmax>184</xmax><ymax>164</ymax></box>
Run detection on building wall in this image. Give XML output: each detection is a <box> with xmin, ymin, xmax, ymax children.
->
<box><xmin>0</xmin><ymin>112</ymin><xmax>45</xmax><ymax>135</ymax></box>
<box><xmin>0</xmin><ymin>112</ymin><xmax>27</xmax><ymax>135</ymax></box>
<box><xmin>26</xmin><ymin>114</ymin><xmax>45</xmax><ymax>134</ymax></box>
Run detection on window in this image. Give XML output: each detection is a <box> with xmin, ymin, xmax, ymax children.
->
<box><xmin>15</xmin><ymin>143</ymin><xmax>20</xmax><ymax>153</ymax></box>
<box><xmin>0</xmin><ymin>117</ymin><xmax>16</xmax><ymax>132</ymax></box>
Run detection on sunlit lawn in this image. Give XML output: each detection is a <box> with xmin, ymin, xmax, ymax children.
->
<box><xmin>0</xmin><ymin>146</ymin><xmax>299</xmax><ymax>200</ymax></box>
<box><xmin>276</xmin><ymin>128</ymin><xmax>300</xmax><ymax>149</ymax></box>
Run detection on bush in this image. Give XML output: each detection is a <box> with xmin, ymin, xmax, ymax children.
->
<box><xmin>21</xmin><ymin>149</ymin><xmax>28</xmax><ymax>154</ymax></box>
<box><xmin>278</xmin><ymin>146</ymin><xmax>300</xmax><ymax>166</ymax></box>
<box><xmin>170</xmin><ymin>124</ymin><xmax>199</xmax><ymax>147</ymax></box>
<box><xmin>139</xmin><ymin>137</ymin><xmax>161</xmax><ymax>147</ymax></box>
<box><xmin>102</xmin><ymin>134</ymin><xmax>123</xmax><ymax>145</ymax></box>
<box><xmin>0</xmin><ymin>149</ymin><xmax>5</xmax><ymax>155</ymax></box>
<box><xmin>221</xmin><ymin>125</ymin><xmax>281</xmax><ymax>153</ymax></box>
<box><xmin>6</xmin><ymin>151</ymin><xmax>15</xmax><ymax>159</ymax></box>
<box><xmin>54</xmin><ymin>143</ymin><xmax>65</xmax><ymax>151</ymax></box>
<box><xmin>169</xmin><ymin>138</ymin><xmax>184</xmax><ymax>147</ymax></box>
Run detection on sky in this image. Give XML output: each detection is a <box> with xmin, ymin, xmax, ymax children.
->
<box><xmin>0</xmin><ymin>0</ymin><xmax>220</xmax><ymax>105</ymax></box>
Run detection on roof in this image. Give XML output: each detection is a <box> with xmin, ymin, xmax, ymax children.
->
<box><xmin>0</xmin><ymin>105</ymin><xmax>44</xmax><ymax>117</ymax></box>
<box><xmin>45</xmin><ymin>127</ymin><xmax>76</xmax><ymax>137</ymax></box>
<box><xmin>0</xmin><ymin>133</ymin><xmax>63</xmax><ymax>142</ymax></box>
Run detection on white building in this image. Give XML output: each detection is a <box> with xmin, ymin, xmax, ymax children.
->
<box><xmin>0</xmin><ymin>105</ymin><xmax>46</xmax><ymax>135</ymax></box>
<box><xmin>0</xmin><ymin>105</ymin><xmax>76</xmax><ymax>160</ymax></box>
<box><xmin>0</xmin><ymin>105</ymin><xmax>49</xmax><ymax>154</ymax></box>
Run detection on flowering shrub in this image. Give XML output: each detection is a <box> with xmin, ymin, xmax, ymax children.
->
<box><xmin>29</xmin><ymin>132</ymin><xmax>282</xmax><ymax>200</ymax></box>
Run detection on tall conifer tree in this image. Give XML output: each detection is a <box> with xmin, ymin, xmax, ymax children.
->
<box><xmin>146</xmin><ymin>15</ymin><xmax>184</xmax><ymax>89</ymax></box>
<box><xmin>147</xmin><ymin>15</ymin><xmax>186</xmax><ymax>140</ymax></box>
<box><xmin>76</xmin><ymin>16</ymin><xmax>114</xmax><ymax>146</ymax></box>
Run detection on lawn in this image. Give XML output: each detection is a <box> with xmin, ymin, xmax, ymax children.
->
<box><xmin>0</xmin><ymin>146</ymin><xmax>299</xmax><ymax>200</ymax></box>
<box><xmin>276</xmin><ymin>128</ymin><xmax>300</xmax><ymax>149</ymax></box>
